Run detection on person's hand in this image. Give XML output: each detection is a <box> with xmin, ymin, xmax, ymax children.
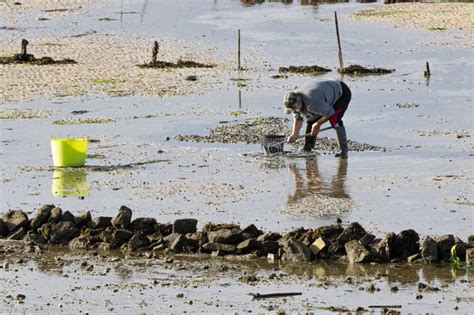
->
<box><xmin>287</xmin><ymin>134</ymin><xmax>298</xmax><ymax>143</ymax></box>
<box><xmin>310</xmin><ymin>122</ymin><xmax>321</xmax><ymax>137</ymax></box>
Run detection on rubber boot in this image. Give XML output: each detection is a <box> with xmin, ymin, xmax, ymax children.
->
<box><xmin>303</xmin><ymin>135</ymin><xmax>316</xmax><ymax>152</ymax></box>
<box><xmin>335</xmin><ymin>126</ymin><xmax>348</xmax><ymax>158</ymax></box>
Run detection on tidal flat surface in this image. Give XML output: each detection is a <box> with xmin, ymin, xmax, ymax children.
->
<box><xmin>0</xmin><ymin>0</ymin><xmax>473</xmax><ymax>313</ymax></box>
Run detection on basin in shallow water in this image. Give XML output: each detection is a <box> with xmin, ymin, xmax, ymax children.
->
<box><xmin>50</xmin><ymin>137</ymin><xmax>88</xmax><ymax>167</ymax></box>
<box><xmin>262</xmin><ymin>134</ymin><xmax>286</xmax><ymax>154</ymax></box>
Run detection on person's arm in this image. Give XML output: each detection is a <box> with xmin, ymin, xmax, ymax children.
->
<box><xmin>310</xmin><ymin>115</ymin><xmax>331</xmax><ymax>137</ymax></box>
<box><xmin>287</xmin><ymin>117</ymin><xmax>303</xmax><ymax>143</ymax></box>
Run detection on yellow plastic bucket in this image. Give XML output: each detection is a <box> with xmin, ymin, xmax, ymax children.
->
<box><xmin>51</xmin><ymin>137</ymin><xmax>88</xmax><ymax>167</ymax></box>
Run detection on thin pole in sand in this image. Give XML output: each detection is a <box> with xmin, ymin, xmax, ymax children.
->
<box><xmin>237</xmin><ymin>29</ymin><xmax>241</xmax><ymax>71</ymax></box>
<box><xmin>334</xmin><ymin>11</ymin><xmax>344</xmax><ymax>74</ymax></box>
<box><xmin>424</xmin><ymin>61</ymin><xmax>431</xmax><ymax>77</ymax></box>
<box><xmin>151</xmin><ymin>41</ymin><xmax>159</xmax><ymax>64</ymax></box>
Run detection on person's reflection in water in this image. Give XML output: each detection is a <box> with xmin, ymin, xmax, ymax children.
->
<box><xmin>287</xmin><ymin>157</ymin><xmax>350</xmax><ymax>206</ymax></box>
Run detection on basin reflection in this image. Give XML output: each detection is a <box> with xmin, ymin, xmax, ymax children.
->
<box><xmin>51</xmin><ymin>169</ymin><xmax>89</xmax><ymax>197</ymax></box>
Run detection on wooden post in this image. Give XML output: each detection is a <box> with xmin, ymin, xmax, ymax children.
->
<box><xmin>334</xmin><ymin>12</ymin><xmax>344</xmax><ymax>73</ymax></box>
<box><xmin>151</xmin><ymin>41</ymin><xmax>159</xmax><ymax>64</ymax></box>
<box><xmin>424</xmin><ymin>61</ymin><xmax>431</xmax><ymax>77</ymax></box>
<box><xmin>237</xmin><ymin>29</ymin><xmax>241</xmax><ymax>71</ymax></box>
<box><xmin>21</xmin><ymin>39</ymin><xmax>28</xmax><ymax>55</ymax></box>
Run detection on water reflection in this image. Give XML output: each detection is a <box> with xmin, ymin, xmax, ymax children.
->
<box><xmin>287</xmin><ymin>157</ymin><xmax>350</xmax><ymax>206</ymax></box>
<box><xmin>278</xmin><ymin>260</ymin><xmax>470</xmax><ymax>284</ymax></box>
<box><xmin>51</xmin><ymin>169</ymin><xmax>89</xmax><ymax>197</ymax></box>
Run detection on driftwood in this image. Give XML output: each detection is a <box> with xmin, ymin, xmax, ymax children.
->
<box><xmin>249</xmin><ymin>292</ymin><xmax>302</xmax><ymax>300</ymax></box>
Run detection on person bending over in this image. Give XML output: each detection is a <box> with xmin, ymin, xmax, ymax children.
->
<box><xmin>283</xmin><ymin>79</ymin><xmax>351</xmax><ymax>158</ymax></box>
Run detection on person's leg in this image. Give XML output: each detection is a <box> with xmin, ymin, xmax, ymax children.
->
<box><xmin>330</xmin><ymin>82</ymin><xmax>351</xmax><ymax>157</ymax></box>
<box><xmin>303</xmin><ymin>119</ymin><xmax>318</xmax><ymax>151</ymax></box>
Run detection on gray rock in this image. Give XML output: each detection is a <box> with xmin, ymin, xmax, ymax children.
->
<box><xmin>23</xmin><ymin>231</ymin><xmax>46</xmax><ymax>245</ymax></box>
<box><xmin>434</xmin><ymin>234</ymin><xmax>456</xmax><ymax>261</ymax></box>
<box><xmin>279</xmin><ymin>237</ymin><xmax>312</xmax><ymax>263</ymax></box>
<box><xmin>170</xmin><ymin>234</ymin><xmax>189</xmax><ymax>253</ymax></box>
<box><xmin>60</xmin><ymin>211</ymin><xmax>75</xmax><ymax>223</ymax></box>
<box><xmin>337</xmin><ymin>222</ymin><xmax>367</xmax><ymax>245</ymax></box>
<box><xmin>421</xmin><ymin>236</ymin><xmax>438</xmax><ymax>263</ymax></box>
<box><xmin>3</xmin><ymin>209</ymin><xmax>29</xmax><ymax>233</ymax></box>
<box><xmin>0</xmin><ymin>218</ymin><xmax>6</xmax><ymax>237</ymax></box>
<box><xmin>69</xmin><ymin>235</ymin><xmax>99</xmax><ymax>249</ymax></box>
<box><xmin>114</xmin><ymin>229</ymin><xmax>134</xmax><ymax>241</ymax></box>
<box><xmin>345</xmin><ymin>240</ymin><xmax>371</xmax><ymax>263</ymax></box>
<box><xmin>91</xmin><ymin>216</ymin><xmax>112</xmax><ymax>229</ymax></box>
<box><xmin>173</xmin><ymin>218</ymin><xmax>197</xmax><ymax>235</ymax></box>
<box><xmin>261</xmin><ymin>240</ymin><xmax>279</xmax><ymax>255</ymax></box>
<box><xmin>257</xmin><ymin>231</ymin><xmax>281</xmax><ymax>242</ymax></box>
<box><xmin>127</xmin><ymin>234</ymin><xmax>149</xmax><ymax>250</ymax></box>
<box><xmin>8</xmin><ymin>227</ymin><xmax>27</xmax><ymax>240</ymax></box>
<box><xmin>395</xmin><ymin>229</ymin><xmax>420</xmax><ymax>259</ymax></box>
<box><xmin>237</xmin><ymin>238</ymin><xmax>259</xmax><ymax>253</ymax></box>
<box><xmin>74</xmin><ymin>211</ymin><xmax>91</xmax><ymax>228</ymax></box>
<box><xmin>107</xmin><ymin>229</ymin><xmax>133</xmax><ymax>249</ymax></box>
<box><xmin>468</xmin><ymin>235</ymin><xmax>474</xmax><ymax>247</ymax></box>
<box><xmin>359</xmin><ymin>233</ymin><xmax>376</xmax><ymax>247</ymax></box>
<box><xmin>239</xmin><ymin>224</ymin><xmax>263</xmax><ymax>240</ymax></box>
<box><xmin>48</xmin><ymin>207</ymin><xmax>63</xmax><ymax>223</ymax></box>
<box><xmin>328</xmin><ymin>241</ymin><xmax>345</xmax><ymax>255</ymax></box>
<box><xmin>374</xmin><ymin>233</ymin><xmax>397</xmax><ymax>261</ymax></box>
<box><xmin>49</xmin><ymin>221</ymin><xmax>79</xmax><ymax>244</ymax></box>
<box><xmin>30</xmin><ymin>204</ymin><xmax>55</xmax><ymax>229</ymax></box>
<box><xmin>163</xmin><ymin>233</ymin><xmax>181</xmax><ymax>246</ymax></box>
<box><xmin>202</xmin><ymin>242</ymin><xmax>237</xmax><ymax>253</ymax></box>
<box><xmin>131</xmin><ymin>217</ymin><xmax>157</xmax><ymax>235</ymax></box>
<box><xmin>466</xmin><ymin>248</ymin><xmax>474</xmax><ymax>265</ymax></box>
<box><xmin>319</xmin><ymin>224</ymin><xmax>344</xmax><ymax>240</ymax></box>
<box><xmin>155</xmin><ymin>223</ymin><xmax>172</xmax><ymax>237</ymax></box>
<box><xmin>207</xmin><ymin>228</ymin><xmax>242</xmax><ymax>245</ymax></box>
<box><xmin>111</xmin><ymin>205</ymin><xmax>133</xmax><ymax>229</ymax></box>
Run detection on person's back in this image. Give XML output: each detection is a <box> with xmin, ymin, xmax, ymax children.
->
<box><xmin>297</xmin><ymin>80</ymin><xmax>343</xmax><ymax>117</ymax></box>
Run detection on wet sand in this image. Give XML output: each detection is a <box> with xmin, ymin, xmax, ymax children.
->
<box><xmin>1</xmin><ymin>2</ymin><xmax>472</xmax><ymax>102</ymax></box>
<box><xmin>354</xmin><ymin>3</ymin><xmax>474</xmax><ymax>31</ymax></box>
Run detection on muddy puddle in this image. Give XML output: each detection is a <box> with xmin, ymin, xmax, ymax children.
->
<box><xmin>1</xmin><ymin>0</ymin><xmax>473</xmax><ymax>313</ymax></box>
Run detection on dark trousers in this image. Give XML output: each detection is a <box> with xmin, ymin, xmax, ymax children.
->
<box><xmin>304</xmin><ymin>81</ymin><xmax>351</xmax><ymax>150</ymax></box>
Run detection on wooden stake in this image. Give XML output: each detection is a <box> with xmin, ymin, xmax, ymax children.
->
<box><xmin>151</xmin><ymin>41</ymin><xmax>159</xmax><ymax>64</ymax></box>
<box><xmin>334</xmin><ymin>12</ymin><xmax>344</xmax><ymax>73</ymax></box>
<box><xmin>21</xmin><ymin>39</ymin><xmax>28</xmax><ymax>55</ymax></box>
<box><xmin>237</xmin><ymin>29</ymin><xmax>241</xmax><ymax>71</ymax></box>
<box><xmin>424</xmin><ymin>61</ymin><xmax>431</xmax><ymax>77</ymax></box>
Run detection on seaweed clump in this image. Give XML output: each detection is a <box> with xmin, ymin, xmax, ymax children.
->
<box><xmin>279</xmin><ymin>65</ymin><xmax>332</xmax><ymax>75</ymax></box>
<box><xmin>0</xmin><ymin>39</ymin><xmax>77</xmax><ymax>65</ymax></box>
<box><xmin>138</xmin><ymin>41</ymin><xmax>214</xmax><ymax>69</ymax></box>
<box><xmin>340</xmin><ymin>64</ymin><xmax>394</xmax><ymax>75</ymax></box>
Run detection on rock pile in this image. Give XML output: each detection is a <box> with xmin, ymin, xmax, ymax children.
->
<box><xmin>1</xmin><ymin>205</ymin><xmax>473</xmax><ymax>265</ymax></box>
